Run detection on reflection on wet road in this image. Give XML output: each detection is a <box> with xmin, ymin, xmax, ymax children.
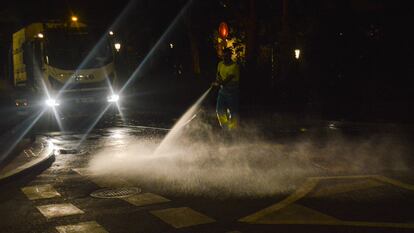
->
<box><xmin>1</xmin><ymin>117</ymin><xmax>414</xmax><ymax>233</ymax></box>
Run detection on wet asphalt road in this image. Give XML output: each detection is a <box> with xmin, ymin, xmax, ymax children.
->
<box><xmin>1</xmin><ymin>116</ymin><xmax>414</xmax><ymax>233</ymax></box>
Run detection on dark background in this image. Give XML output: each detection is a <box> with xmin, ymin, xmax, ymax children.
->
<box><xmin>1</xmin><ymin>0</ymin><xmax>413</xmax><ymax>123</ymax></box>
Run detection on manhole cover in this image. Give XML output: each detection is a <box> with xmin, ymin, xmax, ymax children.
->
<box><xmin>90</xmin><ymin>187</ymin><xmax>141</xmax><ymax>199</ymax></box>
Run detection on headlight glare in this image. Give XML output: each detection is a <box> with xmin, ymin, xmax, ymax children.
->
<box><xmin>107</xmin><ymin>94</ymin><xmax>119</xmax><ymax>103</ymax></box>
<box><xmin>45</xmin><ymin>98</ymin><xmax>60</xmax><ymax>107</ymax></box>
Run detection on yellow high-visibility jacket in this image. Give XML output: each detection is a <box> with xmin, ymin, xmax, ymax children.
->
<box><xmin>216</xmin><ymin>61</ymin><xmax>240</xmax><ymax>90</ymax></box>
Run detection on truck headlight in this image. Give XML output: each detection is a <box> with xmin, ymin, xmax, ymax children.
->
<box><xmin>45</xmin><ymin>98</ymin><xmax>60</xmax><ymax>107</ymax></box>
<box><xmin>107</xmin><ymin>94</ymin><xmax>119</xmax><ymax>103</ymax></box>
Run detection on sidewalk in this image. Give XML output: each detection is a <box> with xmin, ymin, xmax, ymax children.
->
<box><xmin>0</xmin><ymin>137</ymin><xmax>55</xmax><ymax>183</ymax></box>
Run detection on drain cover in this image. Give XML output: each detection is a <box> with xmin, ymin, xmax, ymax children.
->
<box><xmin>90</xmin><ymin>187</ymin><xmax>141</xmax><ymax>199</ymax></box>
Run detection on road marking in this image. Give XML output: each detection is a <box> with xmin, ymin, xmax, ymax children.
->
<box><xmin>373</xmin><ymin>175</ymin><xmax>414</xmax><ymax>191</ymax></box>
<box><xmin>239</xmin><ymin>178</ymin><xmax>319</xmax><ymax>223</ymax></box>
<box><xmin>123</xmin><ymin>193</ymin><xmax>170</xmax><ymax>207</ymax></box>
<box><xmin>36</xmin><ymin>203</ymin><xmax>84</xmax><ymax>219</ymax></box>
<box><xmin>150</xmin><ymin>207</ymin><xmax>215</xmax><ymax>228</ymax></box>
<box><xmin>251</xmin><ymin>203</ymin><xmax>339</xmax><ymax>224</ymax></box>
<box><xmin>311</xmin><ymin>175</ymin><xmax>414</xmax><ymax>191</ymax></box>
<box><xmin>309</xmin><ymin>178</ymin><xmax>384</xmax><ymax>197</ymax></box>
<box><xmin>240</xmin><ymin>175</ymin><xmax>414</xmax><ymax>229</ymax></box>
<box><xmin>56</xmin><ymin>221</ymin><xmax>108</xmax><ymax>233</ymax></box>
<box><xmin>21</xmin><ymin>184</ymin><xmax>61</xmax><ymax>200</ymax></box>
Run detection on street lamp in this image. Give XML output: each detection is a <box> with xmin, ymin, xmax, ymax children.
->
<box><xmin>294</xmin><ymin>49</ymin><xmax>301</xmax><ymax>59</ymax></box>
<box><xmin>114</xmin><ymin>43</ymin><xmax>121</xmax><ymax>52</ymax></box>
<box><xmin>109</xmin><ymin>31</ymin><xmax>114</xmax><ymax>36</ymax></box>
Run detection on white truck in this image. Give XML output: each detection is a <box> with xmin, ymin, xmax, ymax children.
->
<box><xmin>11</xmin><ymin>18</ymin><xmax>119</xmax><ymax>120</ymax></box>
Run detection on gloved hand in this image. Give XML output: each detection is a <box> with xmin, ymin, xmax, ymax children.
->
<box><xmin>211</xmin><ymin>81</ymin><xmax>220</xmax><ymax>87</ymax></box>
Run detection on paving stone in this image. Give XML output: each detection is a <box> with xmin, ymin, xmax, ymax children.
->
<box><xmin>36</xmin><ymin>203</ymin><xmax>84</xmax><ymax>219</ymax></box>
<box><xmin>21</xmin><ymin>184</ymin><xmax>61</xmax><ymax>200</ymax></box>
<box><xmin>123</xmin><ymin>193</ymin><xmax>170</xmax><ymax>206</ymax></box>
<box><xmin>151</xmin><ymin>207</ymin><xmax>215</xmax><ymax>228</ymax></box>
<box><xmin>56</xmin><ymin>221</ymin><xmax>108</xmax><ymax>233</ymax></box>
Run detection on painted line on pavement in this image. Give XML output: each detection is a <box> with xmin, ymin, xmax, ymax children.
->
<box><xmin>373</xmin><ymin>175</ymin><xmax>414</xmax><ymax>191</ymax></box>
<box><xmin>246</xmin><ymin>202</ymin><xmax>414</xmax><ymax>228</ymax></box>
<box><xmin>314</xmin><ymin>175</ymin><xmax>414</xmax><ymax>191</ymax></box>
<box><xmin>240</xmin><ymin>175</ymin><xmax>414</xmax><ymax>229</ymax></box>
<box><xmin>239</xmin><ymin>178</ymin><xmax>320</xmax><ymax>223</ymax></box>
<box><xmin>251</xmin><ymin>203</ymin><xmax>340</xmax><ymax>224</ymax></box>
<box><xmin>309</xmin><ymin>178</ymin><xmax>384</xmax><ymax>197</ymax></box>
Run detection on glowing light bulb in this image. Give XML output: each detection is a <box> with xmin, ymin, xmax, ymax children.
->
<box><xmin>294</xmin><ymin>49</ymin><xmax>301</xmax><ymax>59</ymax></box>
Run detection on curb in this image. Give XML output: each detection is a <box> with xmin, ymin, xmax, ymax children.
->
<box><xmin>0</xmin><ymin>140</ymin><xmax>55</xmax><ymax>185</ymax></box>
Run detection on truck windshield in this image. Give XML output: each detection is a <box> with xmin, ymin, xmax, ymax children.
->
<box><xmin>46</xmin><ymin>29</ymin><xmax>112</xmax><ymax>70</ymax></box>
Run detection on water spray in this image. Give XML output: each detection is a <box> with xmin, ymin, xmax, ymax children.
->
<box><xmin>155</xmin><ymin>86</ymin><xmax>212</xmax><ymax>155</ymax></box>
